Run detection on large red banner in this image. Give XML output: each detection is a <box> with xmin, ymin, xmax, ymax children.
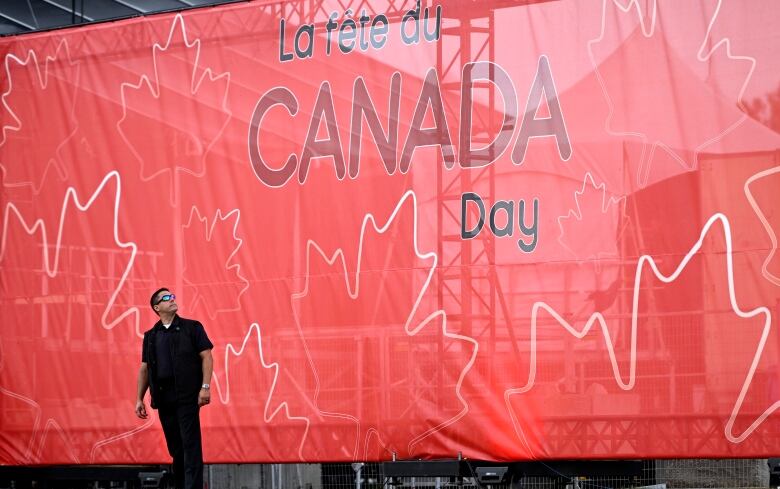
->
<box><xmin>1</xmin><ymin>0</ymin><xmax>780</xmax><ymax>465</ymax></box>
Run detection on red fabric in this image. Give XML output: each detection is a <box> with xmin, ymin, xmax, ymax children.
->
<box><xmin>1</xmin><ymin>0</ymin><xmax>780</xmax><ymax>464</ymax></box>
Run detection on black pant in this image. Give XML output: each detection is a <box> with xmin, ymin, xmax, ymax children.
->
<box><xmin>158</xmin><ymin>399</ymin><xmax>203</xmax><ymax>489</ymax></box>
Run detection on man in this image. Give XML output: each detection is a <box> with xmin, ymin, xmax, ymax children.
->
<box><xmin>135</xmin><ymin>288</ymin><xmax>213</xmax><ymax>489</ymax></box>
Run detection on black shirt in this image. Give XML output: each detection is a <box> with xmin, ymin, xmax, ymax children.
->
<box><xmin>154</xmin><ymin>326</ymin><xmax>175</xmax><ymax>380</ymax></box>
<box><xmin>142</xmin><ymin>315</ymin><xmax>214</xmax><ymax>407</ymax></box>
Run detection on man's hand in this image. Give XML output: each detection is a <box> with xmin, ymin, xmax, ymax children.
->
<box><xmin>198</xmin><ymin>388</ymin><xmax>211</xmax><ymax>407</ymax></box>
<box><xmin>135</xmin><ymin>400</ymin><xmax>148</xmax><ymax>419</ymax></box>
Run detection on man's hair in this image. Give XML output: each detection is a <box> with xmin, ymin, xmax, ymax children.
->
<box><xmin>150</xmin><ymin>287</ymin><xmax>170</xmax><ymax>315</ymax></box>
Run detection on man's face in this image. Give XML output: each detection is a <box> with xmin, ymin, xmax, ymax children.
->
<box><xmin>154</xmin><ymin>290</ymin><xmax>178</xmax><ymax>316</ymax></box>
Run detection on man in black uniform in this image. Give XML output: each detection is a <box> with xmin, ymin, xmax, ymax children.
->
<box><xmin>135</xmin><ymin>288</ymin><xmax>213</xmax><ymax>489</ymax></box>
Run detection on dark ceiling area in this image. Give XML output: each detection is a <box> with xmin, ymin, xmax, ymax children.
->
<box><xmin>0</xmin><ymin>0</ymin><xmax>244</xmax><ymax>36</ymax></box>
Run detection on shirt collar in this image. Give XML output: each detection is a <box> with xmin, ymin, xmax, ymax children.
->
<box><xmin>154</xmin><ymin>314</ymin><xmax>179</xmax><ymax>331</ymax></box>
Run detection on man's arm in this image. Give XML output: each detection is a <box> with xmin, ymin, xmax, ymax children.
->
<box><xmin>198</xmin><ymin>349</ymin><xmax>213</xmax><ymax>406</ymax></box>
<box><xmin>135</xmin><ymin>362</ymin><xmax>149</xmax><ymax>419</ymax></box>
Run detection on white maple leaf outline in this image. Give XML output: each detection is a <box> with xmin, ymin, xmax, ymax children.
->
<box><xmin>0</xmin><ymin>39</ymin><xmax>80</xmax><ymax>193</ymax></box>
<box><xmin>205</xmin><ymin>323</ymin><xmax>311</xmax><ymax>461</ymax></box>
<box><xmin>744</xmin><ymin>165</ymin><xmax>780</xmax><ymax>287</ymax></box>
<box><xmin>290</xmin><ymin>190</ymin><xmax>479</xmax><ymax>459</ymax></box>
<box><xmin>557</xmin><ymin>172</ymin><xmax>627</xmax><ymax>263</ymax></box>
<box><xmin>116</xmin><ymin>13</ymin><xmax>232</xmax><ymax>204</ymax></box>
<box><xmin>181</xmin><ymin>206</ymin><xmax>250</xmax><ymax>320</ymax></box>
<box><xmin>505</xmin><ymin>212</ymin><xmax>776</xmax><ymax>457</ymax></box>
<box><xmin>0</xmin><ymin>171</ymin><xmax>155</xmax><ymax>463</ymax></box>
<box><xmin>587</xmin><ymin>0</ymin><xmax>757</xmax><ymax>187</ymax></box>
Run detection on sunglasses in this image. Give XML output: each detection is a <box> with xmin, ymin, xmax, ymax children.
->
<box><xmin>155</xmin><ymin>293</ymin><xmax>176</xmax><ymax>305</ymax></box>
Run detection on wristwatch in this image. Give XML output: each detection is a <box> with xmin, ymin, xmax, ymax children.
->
<box><xmin>201</xmin><ymin>383</ymin><xmax>210</xmax><ymax>390</ymax></box>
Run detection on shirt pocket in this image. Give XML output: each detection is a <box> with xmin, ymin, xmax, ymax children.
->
<box><xmin>175</xmin><ymin>329</ymin><xmax>196</xmax><ymax>357</ymax></box>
